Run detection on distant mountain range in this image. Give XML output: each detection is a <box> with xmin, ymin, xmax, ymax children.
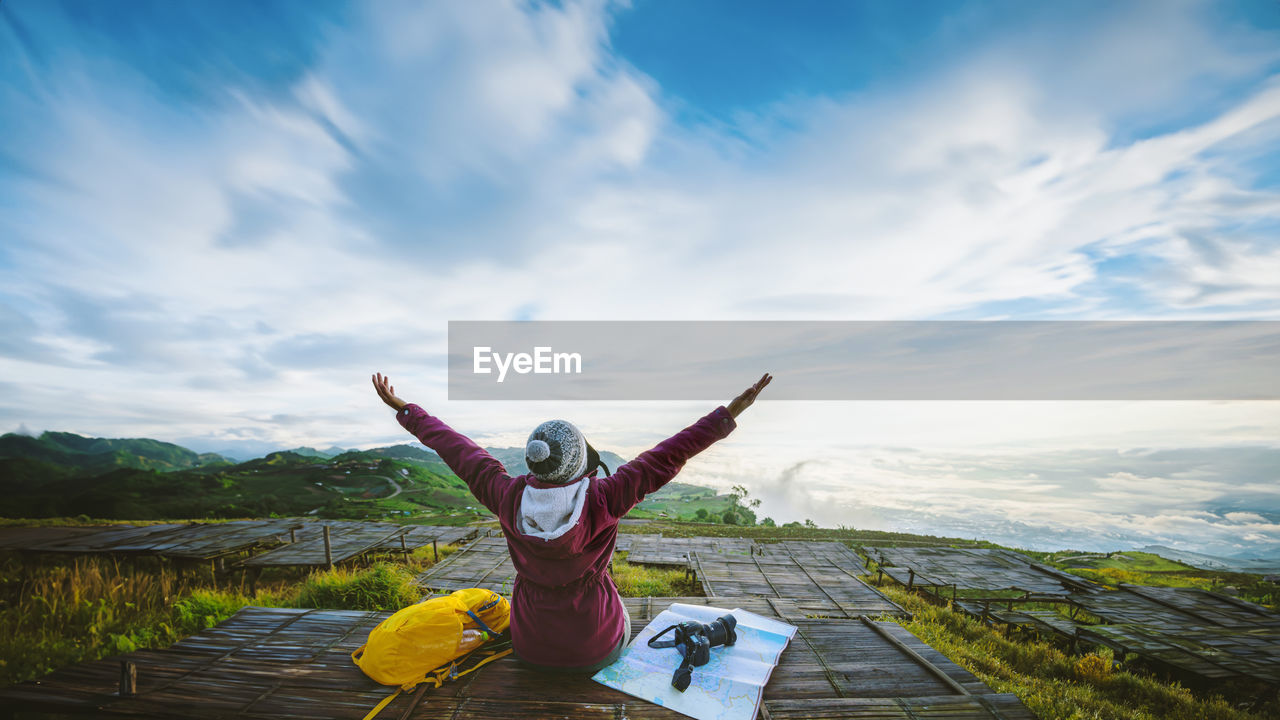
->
<box><xmin>1139</xmin><ymin>545</ymin><xmax>1280</xmax><ymax>575</ymax></box>
<box><xmin>0</xmin><ymin>431</ymin><xmax>234</xmax><ymax>474</ymax></box>
<box><xmin>0</xmin><ymin>431</ymin><xmax>639</xmax><ymax>521</ymax></box>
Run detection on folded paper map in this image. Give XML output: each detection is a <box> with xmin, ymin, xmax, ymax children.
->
<box><xmin>592</xmin><ymin>603</ymin><xmax>797</xmax><ymax>720</ymax></box>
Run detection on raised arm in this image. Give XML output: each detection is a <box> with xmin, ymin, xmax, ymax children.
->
<box><xmin>598</xmin><ymin>373</ymin><xmax>770</xmax><ymax>518</ymax></box>
<box><xmin>372</xmin><ymin>373</ymin><xmax>512</xmax><ymax>514</ymax></box>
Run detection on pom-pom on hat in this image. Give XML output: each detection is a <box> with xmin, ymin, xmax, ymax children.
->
<box><xmin>525</xmin><ymin>419</ymin><xmax>588</xmax><ymax>484</ymax></box>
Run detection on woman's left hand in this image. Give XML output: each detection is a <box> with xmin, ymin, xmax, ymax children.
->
<box><xmin>726</xmin><ymin>372</ymin><xmax>772</xmax><ymax>419</ymax></box>
<box><xmin>372</xmin><ymin>372</ymin><xmax>408</xmax><ymax>412</ymax></box>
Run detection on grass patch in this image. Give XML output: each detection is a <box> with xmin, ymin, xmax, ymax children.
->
<box><xmin>293</xmin><ymin>564</ymin><xmax>422</xmax><ymax>610</ymax></box>
<box><xmin>0</xmin><ymin>544</ymin><xmax>461</xmax><ymax>686</ymax></box>
<box><xmin>1068</xmin><ymin>567</ymin><xmax>1217</xmax><ymax>590</ymax></box>
<box><xmin>869</xmin><ymin>584</ymin><xmax>1278</xmax><ymax>720</ymax></box>
<box><xmin>612</xmin><ymin>554</ymin><xmax>703</xmax><ymax>597</ymax></box>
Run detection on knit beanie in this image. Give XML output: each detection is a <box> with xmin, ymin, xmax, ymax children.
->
<box><xmin>525</xmin><ymin>419</ymin><xmax>588</xmax><ymax>484</ymax></box>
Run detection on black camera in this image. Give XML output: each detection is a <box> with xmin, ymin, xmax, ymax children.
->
<box><xmin>646</xmin><ymin>613</ymin><xmax>738</xmax><ymax>691</ymax></box>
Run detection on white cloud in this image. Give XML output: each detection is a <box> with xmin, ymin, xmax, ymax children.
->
<box><xmin>1</xmin><ymin>0</ymin><xmax>1279</xmax><ymax>555</ymax></box>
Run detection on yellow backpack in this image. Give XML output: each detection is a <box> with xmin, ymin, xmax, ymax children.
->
<box><xmin>351</xmin><ymin>588</ymin><xmax>513</xmax><ymax>719</ymax></box>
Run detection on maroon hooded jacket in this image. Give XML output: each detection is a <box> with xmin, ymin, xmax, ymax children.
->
<box><xmin>396</xmin><ymin>404</ymin><xmax>737</xmax><ymax>669</ymax></box>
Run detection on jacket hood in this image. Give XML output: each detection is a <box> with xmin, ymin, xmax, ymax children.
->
<box><xmin>517</xmin><ymin>472</ymin><xmax>595</xmax><ymax>545</ymax></box>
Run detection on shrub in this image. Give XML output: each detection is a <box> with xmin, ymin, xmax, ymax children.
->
<box><xmin>293</xmin><ymin>563</ymin><xmax>422</xmax><ymax>611</ymax></box>
<box><xmin>1073</xmin><ymin>654</ymin><xmax>1112</xmax><ymax>685</ymax></box>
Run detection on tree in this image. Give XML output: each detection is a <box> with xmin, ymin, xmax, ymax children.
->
<box><xmin>722</xmin><ymin>509</ymin><xmax>738</xmax><ymax>525</ymax></box>
<box><xmin>695</xmin><ymin>508</ymin><xmax>709</xmax><ymax>521</ymax></box>
<box><xmin>760</xmin><ymin>517</ymin><xmax>776</xmax><ymax>527</ymax></box>
<box><xmin>803</xmin><ymin>518</ymin><xmax>817</xmax><ymax>528</ymax></box>
<box><xmin>728</xmin><ymin>484</ymin><xmax>762</xmax><ymax>525</ymax></box>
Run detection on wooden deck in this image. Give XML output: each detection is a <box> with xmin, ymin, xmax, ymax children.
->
<box><xmin>0</xmin><ymin>525</ymin><xmax>105</xmax><ymax>550</ymax></box>
<box><xmin>1069</xmin><ymin>586</ymin><xmax>1280</xmax><ymax>631</ymax></box>
<box><xmin>759</xmin><ymin>540</ymin><xmax>860</xmax><ymax>564</ymax></box>
<box><xmin>1079</xmin><ymin>623</ymin><xmax>1280</xmax><ymax>685</ymax></box>
<box><xmin>955</xmin><ymin>602</ymin><xmax>1085</xmax><ymax>645</ymax></box>
<box><xmin>123</xmin><ymin>521</ymin><xmax>304</xmax><ymax>559</ymax></box>
<box><xmin>953</xmin><ymin>585</ymin><xmax>1280</xmax><ymax>688</ymax></box>
<box><xmin>15</xmin><ymin>523</ymin><xmax>191</xmax><ymax>555</ymax></box>
<box><xmin>692</xmin><ymin>550</ymin><xmax>909</xmax><ymax>618</ymax></box>
<box><xmin>864</xmin><ymin>546</ymin><xmax>1096</xmax><ymax>595</ymax></box>
<box><xmin>241</xmin><ymin>522</ymin><xmax>406</xmax><ymax>568</ymax></box>
<box><xmin>623</xmin><ymin>535</ymin><xmax>757</xmax><ymax>566</ymax></box>
<box><xmin>371</xmin><ymin>525</ymin><xmax>478</xmax><ymax>554</ymax></box>
<box><xmin>0</xmin><ymin>602</ymin><xmax>1037</xmax><ymax>719</ymax></box>
<box><xmin>0</xmin><ymin>521</ymin><xmax>484</xmax><ymax>568</ymax></box>
<box><xmin>1063</xmin><ymin>586</ymin><xmax>1280</xmax><ymax>686</ymax></box>
<box><xmin>415</xmin><ymin>536</ymin><xmax>515</xmax><ymax>592</ymax></box>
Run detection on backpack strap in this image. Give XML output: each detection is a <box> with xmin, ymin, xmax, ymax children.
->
<box><xmin>360</xmin><ymin>689</ymin><xmax>401</xmax><ymax>720</ymax></box>
<box><xmin>360</xmin><ymin>640</ymin><xmax>513</xmax><ymax>720</ymax></box>
<box><xmin>465</xmin><ymin>610</ymin><xmax>498</xmax><ymax>638</ymax></box>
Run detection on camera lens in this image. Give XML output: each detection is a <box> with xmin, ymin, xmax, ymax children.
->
<box><xmin>704</xmin><ymin>614</ymin><xmax>737</xmax><ymax>647</ymax></box>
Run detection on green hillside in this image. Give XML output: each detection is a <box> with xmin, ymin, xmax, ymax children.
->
<box><xmin>0</xmin><ymin>433</ymin><xmax>737</xmax><ymax>523</ymax></box>
<box><xmin>0</xmin><ymin>432</ymin><xmax>233</xmax><ymax>475</ymax></box>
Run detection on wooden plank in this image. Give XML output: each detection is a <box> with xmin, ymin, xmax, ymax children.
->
<box><xmin>865</xmin><ymin>546</ymin><xmax>1094</xmax><ymax>595</ymax></box>
<box><xmin>27</xmin><ymin>524</ymin><xmax>191</xmax><ymax>554</ymax></box>
<box><xmin>759</xmin><ymin>540</ymin><xmax>860</xmax><ymax>564</ymax></box>
<box><xmin>0</xmin><ymin>525</ymin><xmax>104</xmax><ymax>550</ymax></box>
<box><xmin>625</xmin><ymin>535</ymin><xmax>757</xmax><ymax>567</ymax></box>
<box><xmin>764</xmin><ymin>694</ymin><xmax>1036</xmax><ymax>719</ymax></box>
<box><xmin>128</xmin><ymin>520</ymin><xmax>304</xmax><ymax>559</ymax></box>
<box><xmin>692</xmin><ymin>550</ymin><xmax>908</xmax><ymax>618</ymax></box>
<box><xmin>241</xmin><ymin>523</ymin><xmax>406</xmax><ymax>568</ymax></box>
<box><xmin>0</xmin><ymin>604</ymin><xmax>1037</xmax><ymax>719</ymax></box>
<box><xmin>415</xmin><ymin>537</ymin><xmax>515</xmax><ymax>593</ymax></box>
<box><xmin>375</xmin><ymin>525</ymin><xmax>477</xmax><ymax>552</ymax></box>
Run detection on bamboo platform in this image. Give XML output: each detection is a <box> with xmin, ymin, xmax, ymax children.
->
<box><xmin>123</xmin><ymin>520</ymin><xmax>304</xmax><ymax>559</ymax></box>
<box><xmin>1079</xmin><ymin>623</ymin><xmax>1280</xmax><ymax>685</ymax></box>
<box><xmin>864</xmin><ymin>546</ymin><xmax>1096</xmax><ymax>595</ymax></box>
<box><xmin>955</xmin><ymin>602</ymin><xmax>1085</xmax><ymax>644</ymax></box>
<box><xmin>759</xmin><ymin>540</ymin><xmax>859</xmax><ymax>563</ymax></box>
<box><xmin>0</xmin><ymin>520</ymin><xmax>485</xmax><ymax>567</ymax></box>
<box><xmin>17</xmin><ymin>523</ymin><xmax>190</xmax><ymax>554</ymax></box>
<box><xmin>624</xmin><ymin>535</ymin><xmax>757</xmax><ymax>566</ymax></box>
<box><xmin>0</xmin><ymin>602</ymin><xmax>1036</xmax><ymax>719</ymax></box>
<box><xmin>691</xmin><ymin>550</ymin><xmax>909</xmax><ymax>618</ymax></box>
<box><xmin>1069</xmin><ymin>586</ymin><xmax>1280</xmax><ymax>631</ymax></box>
<box><xmin>1114</xmin><ymin>585</ymin><xmax>1280</xmax><ymax>629</ymax></box>
<box><xmin>241</xmin><ymin>522</ymin><xmax>406</xmax><ymax>568</ymax></box>
<box><xmin>373</xmin><ymin>525</ymin><xmax>478</xmax><ymax>553</ymax></box>
<box><xmin>415</xmin><ymin>536</ymin><xmax>515</xmax><ymax>592</ymax></box>
<box><xmin>0</xmin><ymin>525</ymin><xmax>104</xmax><ymax>550</ymax></box>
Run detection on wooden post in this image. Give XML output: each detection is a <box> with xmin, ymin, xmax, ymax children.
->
<box><xmin>400</xmin><ymin>534</ymin><xmax>408</xmax><ymax>554</ymax></box>
<box><xmin>323</xmin><ymin>526</ymin><xmax>333</xmax><ymax>569</ymax></box>
<box><xmin>907</xmin><ymin>569</ymin><xmax>915</xmax><ymax>590</ymax></box>
<box><xmin>432</xmin><ymin>539</ymin><xmax>439</xmax><ymax>562</ymax></box>
<box><xmin>119</xmin><ymin>660</ymin><xmax>136</xmax><ymax>696</ymax></box>
<box><xmin>289</xmin><ymin>528</ymin><xmax>296</xmax><ymax>543</ymax></box>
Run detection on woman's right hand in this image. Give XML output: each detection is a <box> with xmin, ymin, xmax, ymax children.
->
<box><xmin>372</xmin><ymin>372</ymin><xmax>408</xmax><ymax>412</ymax></box>
<box><xmin>726</xmin><ymin>373</ymin><xmax>772</xmax><ymax>418</ymax></box>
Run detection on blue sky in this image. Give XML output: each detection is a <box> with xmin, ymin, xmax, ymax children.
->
<box><xmin>2</xmin><ymin>0</ymin><xmax>1279</xmax><ymax>557</ymax></box>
